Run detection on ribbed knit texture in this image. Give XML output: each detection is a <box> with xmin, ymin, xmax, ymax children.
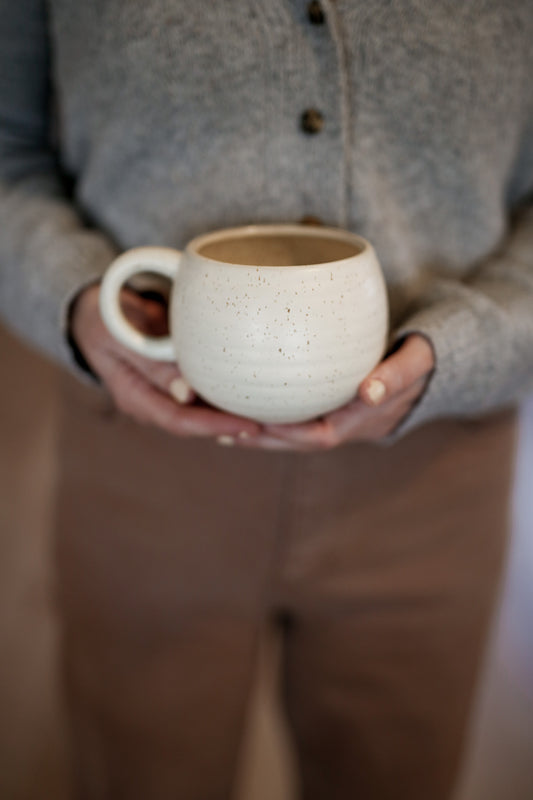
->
<box><xmin>1</xmin><ymin>0</ymin><xmax>532</xmax><ymax>436</ymax></box>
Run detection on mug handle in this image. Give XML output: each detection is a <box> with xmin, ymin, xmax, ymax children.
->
<box><xmin>99</xmin><ymin>247</ymin><xmax>181</xmax><ymax>361</ymax></box>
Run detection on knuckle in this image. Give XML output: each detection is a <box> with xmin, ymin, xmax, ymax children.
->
<box><xmin>321</xmin><ymin>424</ymin><xmax>341</xmax><ymax>450</ymax></box>
<box><xmin>159</xmin><ymin>405</ymin><xmax>185</xmax><ymax>434</ymax></box>
<box><xmin>111</xmin><ymin>379</ymin><xmax>144</xmax><ymax>421</ymax></box>
<box><xmin>158</xmin><ymin>402</ymin><xmax>200</xmax><ymax>438</ymax></box>
<box><xmin>389</xmin><ymin>369</ymin><xmax>405</xmax><ymax>394</ymax></box>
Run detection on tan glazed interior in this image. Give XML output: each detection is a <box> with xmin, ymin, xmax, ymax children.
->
<box><xmin>198</xmin><ymin>234</ymin><xmax>362</xmax><ymax>267</ymax></box>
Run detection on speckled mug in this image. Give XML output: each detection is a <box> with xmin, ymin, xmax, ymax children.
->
<box><xmin>99</xmin><ymin>224</ymin><xmax>389</xmax><ymax>424</ymax></box>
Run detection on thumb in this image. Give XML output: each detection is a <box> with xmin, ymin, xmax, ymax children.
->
<box><xmin>358</xmin><ymin>334</ymin><xmax>435</xmax><ymax>407</ymax></box>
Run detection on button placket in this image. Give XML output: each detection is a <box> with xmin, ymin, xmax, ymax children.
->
<box><xmin>289</xmin><ymin>0</ymin><xmax>344</xmax><ymax>225</ymax></box>
<box><xmin>307</xmin><ymin>1</ymin><xmax>325</xmax><ymax>25</ymax></box>
<box><xmin>300</xmin><ymin>3</ymin><xmax>327</xmax><ymax>137</ymax></box>
<box><xmin>300</xmin><ymin>108</ymin><xmax>325</xmax><ymax>135</ymax></box>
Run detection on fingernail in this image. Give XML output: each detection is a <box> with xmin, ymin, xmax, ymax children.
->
<box><xmin>169</xmin><ymin>377</ymin><xmax>192</xmax><ymax>404</ymax></box>
<box><xmin>365</xmin><ymin>378</ymin><xmax>386</xmax><ymax>406</ymax></box>
<box><xmin>238</xmin><ymin>431</ymin><xmax>251</xmax><ymax>440</ymax></box>
<box><xmin>217</xmin><ymin>435</ymin><xmax>235</xmax><ymax>447</ymax></box>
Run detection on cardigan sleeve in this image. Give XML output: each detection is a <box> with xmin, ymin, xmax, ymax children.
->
<box><xmin>390</xmin><ymin>198</ymin><xmax>533</xmax><ymax>438</ymax></box>
<box><xmin>0</xmin><ymin>0</ymin><xmax>117</xmax><ymax>370</ymax></box>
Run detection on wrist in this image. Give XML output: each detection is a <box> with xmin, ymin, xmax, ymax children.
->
<box><xmin>66</xmin><ymin>283</ymin><xmax>101</xmax><ymax>380</ymax></box>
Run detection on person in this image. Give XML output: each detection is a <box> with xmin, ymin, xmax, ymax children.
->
<box><xmin>0</xmin><ymin>1</ymin><xmax>532</xmax><ymax>798</ymax></box>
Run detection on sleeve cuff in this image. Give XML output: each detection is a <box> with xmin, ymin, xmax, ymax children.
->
<box><xmin>385</xmin><ymin>292</ymin><xmax>514</xmax><ymax>440</ymax></box>
<box><xmin>63</xmin><ymin>278</ymin><xmax>103</xmax><ymax>382</ymax></box>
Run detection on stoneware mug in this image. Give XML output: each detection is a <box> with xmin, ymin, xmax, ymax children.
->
<box><xmin>99</xmin><ymin>224</ymin><xmax>389</xmax><ymax>424</ymax></box>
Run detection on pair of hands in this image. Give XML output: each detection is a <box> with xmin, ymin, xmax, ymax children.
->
<box><xmin>71</xmin><ymin>285</ymin><xmax>435</xmax><ymax>452</ymax></box>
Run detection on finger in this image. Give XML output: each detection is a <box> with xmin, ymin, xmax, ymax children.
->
<box><xmin>223</xmin><ymin>433</ymin><xmax>301</xmax><ymax>451</ymax></box>
<box><xmin>168</xmin><ymin>376</ymin><xmax>196</xmax><ymax>404</ymax></box>
<box><xmin>103</xmin><ymin>361</ymin><xmax>260</xmax><ymax>438</ymax></box>
<box><xmin>265</xmin><ymin>377</ymin><xmax>428</xmax><ymax>449</ymax></box>
<box><xmin>99</xmin><ymin>293</ymin><xmax>196</xmax><ymax>402</ymax></box>
<box><xmin>100</xmin><ymin>288</ymin><xmax>189</xmax><ymax>398</ymax></box>
<box><xmin>123</xmin><ymin>353</ymin><xmax>195</xmax><ymax>403</ymax></box>
<box><xmin>73</xmin><ymin>285</ymin><xmax>194</xmax><ymax>406</ymax></box>
<box><xmin>264</xmin><ymin>417</ymin><xmax>344</xmax><ymax>450</ymax></box>
<box><xmin>328</xmin><ymin>377</ymin><xmax>427</xmax><ymax>441</ymax></box>
<box><xmin>358</xmin><ymin>334</ymin><xmax>434</xmax><ymax>407</ymax></box>
<box><xmin>98</xmin><ymin>338</ymin><xmax>196</xmax><ymax>403</ymax></box>
<box><xmin>120</xmin><ymin>289</ymin><xmax>169</xmax><ymax>336</ymax></box>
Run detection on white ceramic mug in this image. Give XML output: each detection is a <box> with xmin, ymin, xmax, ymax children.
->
<box><xmin>99</xmin><ymin>224</ymin><xmax>389</xmax><ymax>424</ymax></box>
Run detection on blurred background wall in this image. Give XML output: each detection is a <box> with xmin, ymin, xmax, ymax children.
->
<box><xmin>454</xmin><ymin>392</ymin><xmax>533</xmax><ymax>800</ymax></box>
<box><xmin>1</xmin><ymin>323</ymin><xmax>532</xmax><ymax>800</ymax></box>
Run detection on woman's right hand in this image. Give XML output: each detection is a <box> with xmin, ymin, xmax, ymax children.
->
<box><xmin>69</xmin><ymin>284</ymin><xmax>261</xmax><ymax>440</ymax></box>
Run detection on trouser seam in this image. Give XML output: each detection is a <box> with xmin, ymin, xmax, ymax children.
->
<box><xmin>262</xmin><ymin>454</ymin><xmax>303</xmax><ymax>615</ymax></box>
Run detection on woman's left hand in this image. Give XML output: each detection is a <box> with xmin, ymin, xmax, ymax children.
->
<box><xmin>238</xmin><ymin>334</ymin><xmax>435</xmax><ymax>451</ymax></box>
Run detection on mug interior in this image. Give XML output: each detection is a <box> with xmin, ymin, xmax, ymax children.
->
<box><xmin>196</xmin><ymin>231</ymin><xmax>363</xmax><ymax>267</ymax></box>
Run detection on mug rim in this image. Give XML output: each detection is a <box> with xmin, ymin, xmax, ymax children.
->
<box><xmin>187</xmin><ymin>224</ymin><xmax>371</xmax><ymax>268</ymax></box>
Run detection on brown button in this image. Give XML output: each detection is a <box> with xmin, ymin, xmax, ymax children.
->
<box><xmin>307</xmin><ymin>1</ymin><xmax>325</xmax><ymax>24</ymax></box>
<box><xmin>300</xmin><ymin>215</ymin><xmax>324</xmax><ymax>226</ymax></box>
<box><xmin>300</xmin><ymin>108</ymin><xmax>324</xmax><ymax>135</ymax></box>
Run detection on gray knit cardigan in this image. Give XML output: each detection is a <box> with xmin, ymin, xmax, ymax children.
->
<box><xmin>1</xmin><ymin>0</ymin><xmax>532</xmax><ymax>437</ymax></box>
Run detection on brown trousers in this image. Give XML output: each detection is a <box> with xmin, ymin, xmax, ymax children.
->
<box><xmin>53</xmin><ymin>375</ymin><xmax>517</xmax><ymax>800</ymax></box>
